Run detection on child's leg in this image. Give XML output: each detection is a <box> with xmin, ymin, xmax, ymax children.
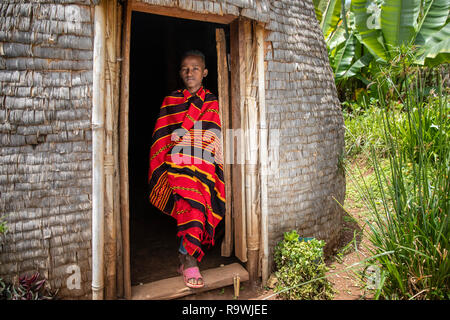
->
<box><xmin>178</xmin><ymin>236</ymin><xmax>204</xmax><ymax>287</ymax></box>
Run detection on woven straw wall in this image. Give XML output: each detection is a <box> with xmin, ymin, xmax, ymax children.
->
<box><xmin>262</xmin><ymin>0</ymin><xmax>345</xmax><ymax>267</ymax></box>
<box><xmin>0</xmin><ymin>1</ymin><xmax>94</xmax><ymax>298</ymax></box>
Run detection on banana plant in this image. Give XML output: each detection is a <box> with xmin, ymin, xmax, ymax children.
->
<box><xmin>315</xmin><ymin>0</ymin><xmax>364</xmax><ymax>82</ymax></box>
<box><xmin>314</xmin><ymin>0</ymin><xmax>449</xmax><ymax>83</ymax></box>
<box><xmin>316</xmin><ymin>0</ymin><xmax>343</xmax><ymax>39</ymax></box>
<box><xmin>415</xmin><ymin>0</ymin><xmax>450</xmax><ymax>66</ymax></box>
<box><xmin>351</xmin><ymin>0</ymin><xmax>450</xmax><ymax>66</ymax></box>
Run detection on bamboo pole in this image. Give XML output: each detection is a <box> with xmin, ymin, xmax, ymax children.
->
<box><xmin>92</xmin><ymin>0</ymin><xmax>106</xmax><ymax>300</ymax></box>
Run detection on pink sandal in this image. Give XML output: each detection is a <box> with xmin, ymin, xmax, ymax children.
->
<box><xmin>178</xmin><ymin>264</ymin><xmax>204</xmax><ymax>289</ymax></box>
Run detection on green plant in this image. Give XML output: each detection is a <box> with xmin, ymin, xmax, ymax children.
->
<box><xmin>351</xmin><ymin>0</ymin><xmax>449</xmax><ymax>67</ymax></box>
<box><xmin>354</xmin><ymin>64</ymin><xmax>449</xmax><ymax>299</ymax></box>
<box><xmin>273</xmin><ymin>230</ymin><xmax>334</xmax><ymax>300</ymax></box>
<box><xmin>0</xmin><ymin>216</ymin><xmax>7</xmax><ymax>235</ymax></box>
<box><xmin>0</xmin><ymin>278</ymin><xmax>6</xmax><ymax>300</ymax></box>
<box><xmin>343</xmin><ymin>101</ymin><xmax>394</xmax><ymax>157</ymax></box>
<box><xmin>314</xmin><ymin>1</ymin><xmax>449</xmax><ymax>101</ymax></box>
<box><xmin>0</xmin><ymin>272</ymin><xmax>58</xmax><ymax>300</ymax></box>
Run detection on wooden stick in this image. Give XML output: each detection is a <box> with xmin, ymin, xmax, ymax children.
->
<box><xmin>216</xmin><ymin>28</ymin><xmax>233</xmax><ymax>257</ymax></box>
<box><xmin>256</xmin><ymin>23</ymin><xmax>269</xmax><ymax>286</ymax></box>
<box><xmin>114</xmin><ymin>1</ymin><xmax>124</xmax><ymax>299</ymax></box>
<box><xmin>119</xmin><ymin>0</ymin><xmax>132</xmax><ymax>300</ymax></box>
<box><xmin>229</xmin><ymin>18</ymin><xmax>247</xmax><ymax>263</ymax></box>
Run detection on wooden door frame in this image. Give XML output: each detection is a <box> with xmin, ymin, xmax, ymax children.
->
<box><xmin>119</xmin><ymin>0</ymin><xmax>245</xmax><ymax>299</ymax></box>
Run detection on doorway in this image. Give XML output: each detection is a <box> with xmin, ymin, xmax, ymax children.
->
<box><xmin>127</xmin><ymin>11</ymin><xmax>237</xmax><ymax>286</ymax></box>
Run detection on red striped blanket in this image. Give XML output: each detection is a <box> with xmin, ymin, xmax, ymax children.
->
<box><xmin>148</xmin><ymin>87</ymin><xmax>225</xmax><ymax>261</ymax></box>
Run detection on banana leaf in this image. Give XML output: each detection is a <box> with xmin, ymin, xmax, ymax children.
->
<box><xmin>313</xmin><ymin>0</ymin><xmax>329</xmax><ymax>23</ymax></box>
<box><xmin>321</xmin><ymin>0</ymin><xmax>343</xmax><ymax>39</ymax></box>
<box><xmin>337</xmin><ymin>52</ymin><xmax>374</xmax><ymax>79</ymax></box>
<box><xmin>327</xmin><ymin>20</ymin><xmax>347</xmax><ymax>49</ymax></box>
<box><xmin>415</xmin><ymin>0</ymin><xmax>450</xmax><ymax>46</ymax></box>
<box><xmin>352</xmin><ymin>0</ymin><xmax>389</xmax><ymax>61</ymax></box>
<box><xmin>380</xmin><ymin>0</ymin><xmax>421</xmax><ymax>49</ymax></box>
<box><xmin>334</xmin><ymin>31</ymin><xmax>357</xmax><ymax>79</ymax></box>
<box><xmin>416</xmin><ymin>22</ymin><xmax>450</xmax><ymax>67</ymax></box>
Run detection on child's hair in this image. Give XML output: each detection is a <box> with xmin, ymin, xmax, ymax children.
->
<box><xmin>181</xmin><ymin>50</ymin><xmax>206</xmax><ymax>67</ymax></box>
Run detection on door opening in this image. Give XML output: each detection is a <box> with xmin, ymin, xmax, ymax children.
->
<box><xmin>128</xmin><ymin>11</ymin><xmax>236</xmax><ymax>285</ymax></box>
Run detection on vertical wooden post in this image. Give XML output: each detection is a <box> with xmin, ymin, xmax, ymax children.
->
<box><xmin>119</xmin><ymin>0</ymin><xmax>132</xmax><ymax>300</ymax></box>
<box><xmin>114</xmin><ymin>2</ymin><xmax>124</xmax><ymax>299</ymax></box>
<box><xmin>103</xmin><ymin>0</ymin><xmax>119</xmax><ymax>299</ymax></box>
<box><xmin>229</xmin><ymin>18</ymin><xmax>247</xmax><ymax>263</ymax></box>
<box><xmin>216</xmin><ymin>28</ymin><xmax>233</xmax><ymax>257</ymax></box>
<box><xmin>256</xmin><ymin>23</ymin><xmax>269</xmax><ymax>286</ymax></box>
<box><xmin>243</xmin><ymin>20</ymin><xmax>260</xmax><ymax>283</ymax></box>
<box><xmin>92</xmin><ymin>0</ymin><xmax>106</xmax><ymax>300</ymax></box>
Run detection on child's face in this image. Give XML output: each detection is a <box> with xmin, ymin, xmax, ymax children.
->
<box><xmin>179</xmin><ymin>55</ymin><xmax>208</xmax><ymax>94</ymax></box>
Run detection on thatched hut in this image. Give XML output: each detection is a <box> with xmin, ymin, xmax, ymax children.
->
<box><xmin>0</xmin><ymin>0</ymin><xmax>345</xmax><ymax>299</ymax></box>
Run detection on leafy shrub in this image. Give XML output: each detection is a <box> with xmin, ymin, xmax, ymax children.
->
<box><xmin>273</xmin><ymin>230</ymin><xmax>334</xmax><ymax>300</ymax></box>
<box><xmin>0</xmin><ymin>273</ymin><xmax>58</xmax><ymax>300</ymax></box>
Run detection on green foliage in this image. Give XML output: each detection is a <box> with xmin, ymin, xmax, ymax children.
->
<box><xmin>0</xmin><ymin>216</ymin><xmax>7</xmax><ymax>235</ymax></box>
<box><xmin>343</xmin><ymin>101</ymin><xmax>394</xmax><ymax>157</ymax></box>
<box><xmin>0</xmin><ymin>273</ymin><xmax>58</xmax><ymax>300</ymax></box>
<box><xmin>273</xmin><ymin>230</ymin><xmax>334</xmax><ymax>300</ymax></box>
<box><xmin>348</xmin><ymin>63</ymin><xmax>449</xmax><ymax>299</ymax></box>
<box><xmin>351</xmin><ymin>0</ymin><xmax>450</xmax><ymax>66</ymax></box>
<box><xmin>396</xmin><ymin>98</ymin><xmax>449</xmax><ymax>164</ymax></box>
<box><xmin>343</xmin><ymin>58</ymin><xmax>448</xmax><ymax>159</ymax></box>
<box><xmin>314</xmin><ymin>0</ymin><xmax>450</xmax><ymax>101</ymax></box>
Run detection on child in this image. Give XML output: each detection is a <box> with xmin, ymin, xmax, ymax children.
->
<box><xmin>148</xmin><ymin>50</ymin><xmax>226</xmax><ymax>288</ymax></box>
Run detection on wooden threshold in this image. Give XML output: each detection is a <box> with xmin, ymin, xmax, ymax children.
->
<box><xmin>131</xmin><ymin>263</ymin><xmax>249</xmax><ymax>300</ymax></box>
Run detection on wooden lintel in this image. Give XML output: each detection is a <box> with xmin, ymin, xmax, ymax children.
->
<box><xmin>130</xmin><ymin>0</ymin><xmax>237</xmax><ymax>24</ymax></box>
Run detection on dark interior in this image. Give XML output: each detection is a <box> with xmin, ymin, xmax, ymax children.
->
<box><xmin>128</xmin><ymin>11</ymin><xmax>235</xmax><ymax>285</ymax></box>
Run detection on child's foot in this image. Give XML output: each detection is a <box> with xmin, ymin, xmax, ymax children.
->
<box><xmin>178</xmin><ymin>254</ymin><xmax>204</xmax><ymax>288</ymax></box>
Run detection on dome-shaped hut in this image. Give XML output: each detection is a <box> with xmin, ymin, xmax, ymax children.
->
<box><xmin>0</xmin><ymin>0</ymin><xmax>345</xmax><ymax>299</ymax></box>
